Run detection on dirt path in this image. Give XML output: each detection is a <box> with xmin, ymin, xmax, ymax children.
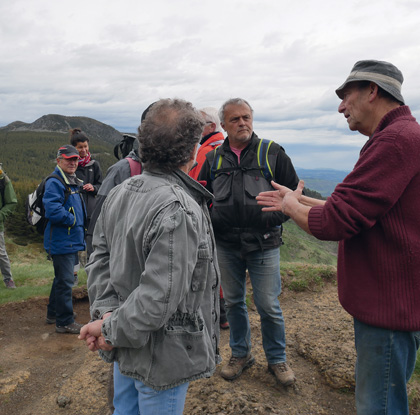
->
<box><xmin>0</xmin><ymin>283</ymin><xmax>359</xmax><ymax>415</ymax></box>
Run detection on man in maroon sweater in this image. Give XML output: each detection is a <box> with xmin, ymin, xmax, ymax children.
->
<box><xmin>257</xmin><ymin>60</ymin><xmax>420</xmax><ymax>415</ymax></box>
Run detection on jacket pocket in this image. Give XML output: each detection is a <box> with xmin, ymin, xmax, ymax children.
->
<box><xmin>212</xmin><ymin>172</ymin><xmax>233</xmax><ymax>202</ymax></box>
<box><xmin>68</xmin><ymin>206</ymin><xmax>76</xmax><ymax>234</ymax></box>
<box><xmin>243</xmin><ymin>173</ymin><xmax>272</xmax><ymax>199</ymax></box>
<box><xmin>149</xmin><ymin>314</ymin><xmax>214</xmax><ymax>386</ymax></box>
<box><xmin>191</xmin><ymin>243</ymin><xmax>211</xmax><ymax>292</ymax></box>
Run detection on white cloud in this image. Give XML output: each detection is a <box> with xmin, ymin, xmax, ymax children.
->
<box><xmin>1</xmin><ymin>0</ymin><xmax>420</xmax><ymax>170</ymax></box>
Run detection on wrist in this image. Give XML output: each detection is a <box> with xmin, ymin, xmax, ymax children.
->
<box><xmin>282</xmin><ymin>195</ymin><xmax>300</xmax><ymax>217</ymax></box>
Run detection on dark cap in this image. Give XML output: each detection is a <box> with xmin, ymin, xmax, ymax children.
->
<box><xmin>336</xmin><ymin>60</ymin><xmax>405</xmax><ymax>104</ymax></box>
<box><xmin>57</xmin><ymin>145</ymin><xmax>79</xmax><ymax>159</ymax></box>
<box><xmin>141</xmin><ymin>102</ymin><xmax>157</xmax><ymax>122</ymax></box>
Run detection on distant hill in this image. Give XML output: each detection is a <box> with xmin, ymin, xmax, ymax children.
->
<box><xmin>0</xmin><ymin>114</ymin><xmax>123</xmax><ymax>145</ymax></box>
<box><xmin>296</xmin><ymin>168</ymin><xmax>350</xmax><ymax>196</ymax></box>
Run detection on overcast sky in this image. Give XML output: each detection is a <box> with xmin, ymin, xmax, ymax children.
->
<box><xmin>1</xmin><ymin>0</ymin><xmax>419</xmax><ymax>170</ymax></box>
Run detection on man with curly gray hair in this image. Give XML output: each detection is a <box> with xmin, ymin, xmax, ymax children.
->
<box><xmin>139</xmin><ymin>99</ymin><xmax>204</xmax><ymax>172</ymax></box>
<box><xmin>80</xmin><ymin>98</ymin><xmax>221</xmax><ymax>415</ymax></box>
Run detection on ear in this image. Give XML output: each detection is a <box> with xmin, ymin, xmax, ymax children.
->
<box><xmin>191</xmin><ymin>143</ymin><xmax>199</xmax><ymax>161</ymax></box>
<box><xmin>221</xmin><ymin>122</ymin><xmax>227</xmax><ymax>132</ymax></box>
<box><xmin>209</xmin><ymin>122</ymin><xmax>217</xmax><ymax>133</ymax></box>
<box><xmin>368</xmin><ymin>82</ymin><xmax>379</xmax><ymax>102</ymax></box>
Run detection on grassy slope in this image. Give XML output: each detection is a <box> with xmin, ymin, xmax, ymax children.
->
<box><xmin>281</xmin><ymin>220</ymin><xmax>338</xmax><ymax>266</ymax></box>
<box><xmin>0</xmin><ymin>239</ymin><xmax>87</xmax><ymax>305</ymax></box>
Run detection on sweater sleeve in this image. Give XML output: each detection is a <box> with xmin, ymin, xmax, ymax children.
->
<box><xmin>308</xmin><ymin>123</ymin><xmax>418</xmax><ymax>241</ymax></box>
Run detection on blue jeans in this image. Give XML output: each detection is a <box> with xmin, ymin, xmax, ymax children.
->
<box><xmin>354</xmin><ymin>318</ymin><xmax>420</xmax><ymax>415</ymax></box>
<box><xmin>113</xmin><ymin>362</ymin><xmax>189</xmax><ymax>415</ymax></box>
<box><xmin>47</xmin><ymin>253</ymin><xmax>77</xmax><ymax>326</ymax></box>
<box><xmin>217</xmin><ymin>244</ymin><xmax>286</xmax><ymax>364</ymax></box>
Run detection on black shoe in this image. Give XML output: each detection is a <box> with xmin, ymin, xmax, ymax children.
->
<box><xmin>56</xmin><ymin>322</ymin><xmax>83</xmax><ymax>334</ymax></box>
<box><xmin>46</xmin><ymin>312</ymin><xmax>77</xmax><ymax>324</ymax></box>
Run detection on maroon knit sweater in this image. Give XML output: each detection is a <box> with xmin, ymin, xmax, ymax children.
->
<box><xmin>308</xmin><ymin>106</ymin><xmax>420</xmax><ymax>331</ymax></box>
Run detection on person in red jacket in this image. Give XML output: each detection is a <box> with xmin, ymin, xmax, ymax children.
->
<box><xmin>188</xmin><ymin>107</ymin><xmax>225</xmax><ymax>180</ymax></box>
<box><xmin>188</xmin><ymin>107</ymin><xmax>229</xmax><ymax>330</ymax></box>
<box><xmin>257</xmin><ymin>60</ymin><xmax>420</xmax><ymax>415</ymax></box>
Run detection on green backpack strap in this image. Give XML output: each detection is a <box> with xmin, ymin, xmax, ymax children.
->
<box><xmin>210</xmin><ymin>147</ymin><xmax>224</xmax><ymax>181</ymax></box>
<box><xmin>257</xmin><ymin>138</ymin><xmax>274</xmax><ymax>181</ymax></box>
<box><xmin>210</xmin><ymin>138</ymin><xmax>274</xmax><ymax>182</ymax></box>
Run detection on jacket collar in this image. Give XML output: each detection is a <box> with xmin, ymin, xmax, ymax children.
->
<box><xmin>55</xmin><ymin>166</ymin><xmax>83</xmax><ymax>186</ymax></box>
<box><xmin>145</xmin><ymin>168</ymin><xmax>214</xmax><ymax>201</ymax></box>
<box><xmin>221</xmin><ymin>132</ymin><xmax>259</xmax><ymax>155</ymax></box>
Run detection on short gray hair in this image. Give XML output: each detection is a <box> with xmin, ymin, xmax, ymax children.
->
<box><xmin>138</xmin><ymin>98</ymin><xmax>204</xmax><ymax>172</ymax></box>
<box><xmin>219</xmin><ymin>98</ymin><xmax>254</xmax><ymax>123</ymax></box>
<box><xmin>200</xmin><ymin>107</ymin><xmax>222</xmax><ymax>132</ymax></box>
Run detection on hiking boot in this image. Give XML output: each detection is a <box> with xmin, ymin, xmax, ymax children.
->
<box><xmin>4</xmin><ymin>279</ymin><xmax>16</xmax><ymax>289</ymax></box>
<box><xmin>46</xmin><ymin>312</ymin><xmax>77</xmax><ymax>324</ymax></box>
<box><xmin>55</xmin><ymin>322</ymin><xmax>83</xmax><ymax>334</ymax></box>
<box><xmin>221</xmin><ymin>354</ymin><xmax>255</xmax><ymax>380</ymax></box>
<box><xmin>268</xmin><ymin>362</ymin><xmax>296</xmax><ymax>386</ymax></box>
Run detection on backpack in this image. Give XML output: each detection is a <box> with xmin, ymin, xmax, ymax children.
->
<box><xmin>210</xmin><ymin>138</ymin><xmax>274</xmax><ymax>181</ymax></box>
<box><xmin>26</xmin><ymin>173</ymin><xmax>72</xmax><ymax>234</ymax></box>
<box><xmin>113</xmin><ymin>134</ymin><xmax>137</xmax><ymax>160</ymax></box>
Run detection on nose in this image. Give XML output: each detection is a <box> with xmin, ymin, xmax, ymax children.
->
<box><xmin>238</xmin><ymin>117</ymin><xmax>246</xmax><ymax>125</ymax></box>
<box><xmin>338</xmin><ymin>101</ymin><xmax>345</xmax><ymax>113</ymax></box>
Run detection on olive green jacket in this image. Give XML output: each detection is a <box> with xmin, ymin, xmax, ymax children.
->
<box><xmin>0</xmin><ymin>174</ymin><xmax>17</xmax><ymax>232</ymax></box>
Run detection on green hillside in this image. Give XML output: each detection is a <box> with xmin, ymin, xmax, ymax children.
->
<box><xmin>281</xmin><ymin>220</ymin><xmax>337</xmax><ymax>265</ymax></box>
<box><xmin>0</xmin><ymin>130</ymin><xmax>115</xmax><ymax>182</ymax></box>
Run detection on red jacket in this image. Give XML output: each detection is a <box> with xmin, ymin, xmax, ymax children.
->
<box><xmin>308</xmin><ymin>106</ymin><xmax>420</xmax><ymax>331</ymax></box>
<box><xmin>189</xmin><ymin>132</ymin><xmax>224</xmax><ymax>180</ymax></box>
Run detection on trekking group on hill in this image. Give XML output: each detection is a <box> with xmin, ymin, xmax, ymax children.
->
<box><xmin>2</xmin><ymin>59</ymin><xmax>420</xmax><ymax>415</ymax></box>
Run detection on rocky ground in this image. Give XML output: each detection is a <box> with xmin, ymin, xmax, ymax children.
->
<box><xmin>0</xmin><ymin>280</ymin><xmax>417</xmax><ymax>415</ymax></box>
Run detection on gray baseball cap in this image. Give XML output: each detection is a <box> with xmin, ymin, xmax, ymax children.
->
<box><xmin>57</xmin><ymin>144</ymin><xmax>79</xmax><ymax>159</ymax></box>
<box><xmin>336</xmin><ymin>60</ymin><xmax>405</xmax><ymax>104</ymax></box>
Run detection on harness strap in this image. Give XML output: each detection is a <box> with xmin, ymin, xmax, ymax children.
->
<box><xmin>210</xmin><ymin>138</ymin><xmax>274</xmax><ymax>181</ymax></box>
